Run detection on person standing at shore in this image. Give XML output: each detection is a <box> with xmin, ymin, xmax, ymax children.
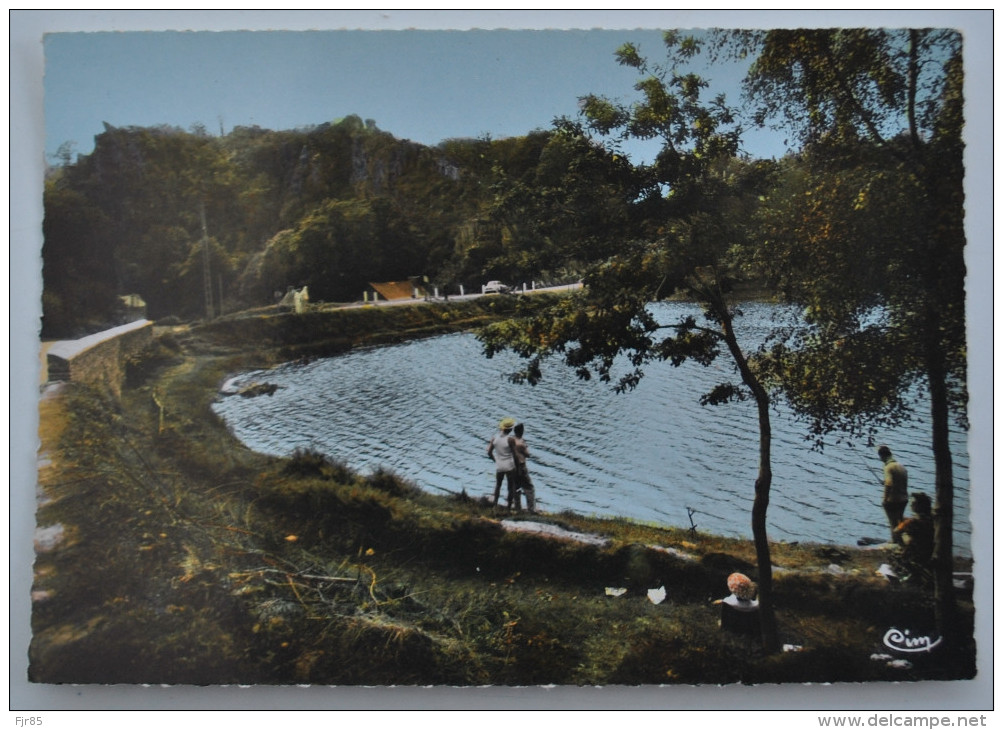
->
<box><xmin>487</xmin><ymin>418</ymin><xmax>517</xmax><ymax>509</ymax></box>
<box><xmin>877</xmin><ymin>444</ymin><xmax>909</xmax><ymax>544</ymax></box>
<box><xmin>512</xmin><ymin>423</ymin><xmax>536</xmax><ymax>514</ymax></box>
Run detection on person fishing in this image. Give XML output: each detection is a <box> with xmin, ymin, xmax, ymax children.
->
<box><xmin>877</xmin><ymin>445</ymin><xmax>909</xmax><ymax>544</ymax></box>
<box><xmin>487</xmin><ymin>417</ymin><xmax>518</xmax><ymax>509</ymax></box>
<box><xmin>512</xmin><ymin>422</ymin><xmax>536</xmax><ymax>514</ymax></box>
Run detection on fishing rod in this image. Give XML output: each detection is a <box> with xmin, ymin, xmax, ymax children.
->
<box><xmin>857</xmin><ymin>448</ymin><xmax>884</xmax><ymax>485</ymax></box>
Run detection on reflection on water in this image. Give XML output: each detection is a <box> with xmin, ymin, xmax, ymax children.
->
<box><xmin>212</xmin><ymin>302</ymin><xmax>971</xmax><ymax>554</ymax></box>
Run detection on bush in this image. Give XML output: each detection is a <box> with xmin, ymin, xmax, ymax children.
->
<box><xmin>366</xmin><ymin>467</ymin><xmax>422</xmax><ymax>499</ymax></box>
<box><xmin>282</xmin><ymin>447</ymin><xmax>356</xmax><ymax>482</ymax></box>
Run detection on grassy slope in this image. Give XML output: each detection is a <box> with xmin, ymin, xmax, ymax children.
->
<box><xmin>30</xmin><ymin>297</ymin><xmax>976</xmax><ymax>686</ymax></box>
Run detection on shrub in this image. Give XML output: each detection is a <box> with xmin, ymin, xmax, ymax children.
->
<box><xmin>282</xmin><ymin>447</ymin><xmax>356</xmax><ymax>482</ymax></box>
<box><xmin>366</xmin><ymin>467</ymin><xmax>422</xmax><ymax>499</ymax></box>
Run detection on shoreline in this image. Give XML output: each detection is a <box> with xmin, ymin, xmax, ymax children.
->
<box><xmin>29</xmin><ymin>299</ymin><xmax>976</xmax><ymax>685</ymax></box>
<box><xmin>207</xmin><ymin>316</ymin><xmax>972</xmax><ymax>559</ymax></box>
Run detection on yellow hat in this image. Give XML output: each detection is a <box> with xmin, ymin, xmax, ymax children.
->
<box><xmin>499</xmin><ymin>417</ymin><xmax>516</xmax><ymax>430</ymax></box>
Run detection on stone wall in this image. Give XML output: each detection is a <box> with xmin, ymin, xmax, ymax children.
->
<box><xmin>46</xmin><ymin>320</ymin><xmax>154</xmax><ymax>398</ymax></box>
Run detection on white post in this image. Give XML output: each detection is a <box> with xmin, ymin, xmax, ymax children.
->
<box><xmin>434</xmin><ymin>287</ymin><xmax>439</xmax><ymax>298</ymax></box>
<box><xmin>460</xmin><ymin>285</ymin><xmax>465</xmax><ymax>296</ymax></box>
<box><xmin>364</xmin><ymin>291</ymin><xmax>368</xmax><ymax>303</ymax></box>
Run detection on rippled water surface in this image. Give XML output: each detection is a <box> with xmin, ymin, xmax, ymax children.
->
<box><xmin>212</xmin><ymin>302</ymin><xmax>971</xmax><ymax>554</ymax></box>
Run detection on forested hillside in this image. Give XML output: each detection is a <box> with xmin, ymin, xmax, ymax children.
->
<box><xmin>41</xmin><ymin>115</ymin><xmax>574</xmax><ymax>337</ymax></box>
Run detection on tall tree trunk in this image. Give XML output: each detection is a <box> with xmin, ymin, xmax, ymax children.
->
<box><xmin>918</xmin><ymin>164</ymin><xmax>959</xmax><ymax>645</ymax></box>
<box><xmin>750</xmin><ymin>396</ymin><xmax>780</xmax><ymax>654</ymax></box>
<box><xmin>925</xmin><ymin>326</ymin><xmax>957</xmax><ymax>641</ymax></box>
<box><xmin>720</xmin><ymin>307</ymin><xmax>780</xmax><ymax>653</ymax></box>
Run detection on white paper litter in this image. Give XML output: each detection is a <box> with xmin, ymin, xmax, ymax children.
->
<box><xmin>876</xmin><ymin>563</ymin><xmax>898</xmax><ymax>580</ymax></box>
<box><xmin>647</xmin><ymin>586</ymin><xmax>667</xmax><ymax>604</ymax></box>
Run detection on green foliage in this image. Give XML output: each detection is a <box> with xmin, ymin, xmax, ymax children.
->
<box><xmin>480</xmin><ymin>152</ymin><xmax>775</xmax><ymax>397</ymax></box>
<box><xmin>726</xmin><ymin>27</ymin><xmax>967</xmax><ymax>638</ymax></box>
<box><xmin>43</xmin><ymin>117</ymin><xmax>573</xmax><ymax>332</ymax></box>
<box><xmin>240</xmin><ymin>197</ymin><xmax>421</xmax><ymax>302</ymax></box>
<box><xmin>733</xmin><ymin>29</ymin><xmax>967</xmax><ymax>445</ymax></box>
<box><xmin>736</xmin><ymin>29</ymin><xmax>961</xmax><ymax>150</ymax></box>
<box><xmin>282</xmin><ymin>447</ymin><xmax>356</xmax><ymax>482</ymax></box>
<box><xmin>41</xmin><ymin>184</ymin><xmax>119</xmax><ymax>337</ymax></box>
<box><xmin>367</xmin><ymin>467</ymin><xmax>423</xmax><ymax>500</ymax></box>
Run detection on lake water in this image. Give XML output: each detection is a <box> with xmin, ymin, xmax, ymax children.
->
<box><xmin>211</xmin><ymin>302</ymin><xmax>971</xmax><ymax>555</ymax></box>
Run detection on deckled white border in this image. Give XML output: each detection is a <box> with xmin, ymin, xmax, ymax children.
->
<box><xmin>10</xmin><ymin>9</ymin><xmax>994</xmax><ymax>713</ymax></box>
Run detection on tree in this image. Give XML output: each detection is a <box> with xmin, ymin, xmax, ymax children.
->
<box><xmin>43</xmin><ymin>117</ymin><xmax>486</xmax><ymax>323</ymax></box>
<box><xmin>479</xmin><ymin>35</ymin><xmax>786</xmax><ymax>652</ymax></box>
<box><xmin>245</xmin><ymin>197</ymin><xmax>422</xmax><ymax>303</ymax></box>
<box><xmin>51</xmin><ymin>124</ymin><xmax>248</xmax><ymax>319</ymax></box>
<box><xmin>731</xmin><ymin>28</ymin><xmax>967</xmax><ymax>642</ymax></box>
<box><xmin>484</xmin><ymin>122</ymin><xmax>640</xmax><ymax>285</ymax></box>
<box><xmin>41</xmin><ymin>184</ymin><xmax>118</xmax><ymax>337</ymax></box>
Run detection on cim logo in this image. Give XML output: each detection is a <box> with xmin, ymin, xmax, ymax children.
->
<box><xmin>882</xmin><ymin>627</ymin><xmax>943</xmax><ymax>653</ymax></box>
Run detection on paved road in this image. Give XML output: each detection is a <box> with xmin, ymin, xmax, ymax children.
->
<box><xmin>342</xmin><ymin>282</ymin><xmax>582</xmax><ymax>309</ymax></box>
<box><xmin>37</xmin><ymin>283</ymin><xmax>585</xmax><ymax>382</ymax></box>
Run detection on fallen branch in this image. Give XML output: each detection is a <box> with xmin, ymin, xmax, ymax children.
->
<box><xmin>247</xmin><ymin>567</ymin><xmax>357</xmax><ymax>584</ymax></box>
<box><xmin>193</xmin><ymin>521</ymin><xmax>262</xmax><ymax>537</ymax></box>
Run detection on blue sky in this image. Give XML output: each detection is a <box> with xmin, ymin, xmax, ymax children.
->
<box><xmin>41</xmin><ymin>10</ymin><xmax>989</xmax><ymax>166</ymax></box>
<box><xmin>44</xmin><ymin>28</ymin><xmax>779</xmax><ymax>165</ymax></box>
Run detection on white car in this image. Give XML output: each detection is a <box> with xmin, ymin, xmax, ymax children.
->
<box><xmin>483</xmin><ymin>280</ymin><xmax>511</xmax><ymax>294</ymax></box>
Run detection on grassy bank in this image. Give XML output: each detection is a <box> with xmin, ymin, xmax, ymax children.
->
<box><xmin>30</xmin><ymin>297</ymin><xmax>976</xmax><ymax>686</ymax></box>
